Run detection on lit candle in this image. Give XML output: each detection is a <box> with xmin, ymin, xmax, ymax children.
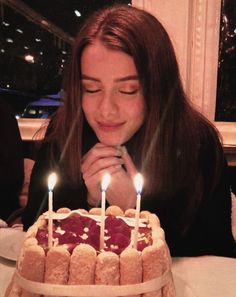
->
<box><xmin>47</xmin><ymin>172</ymin><xmax>57</xmax><ymax>249</ymax></box>
<box><xmin>133</xmin><ymin>173</ymin><xmax>144</xmax><ymax>249</ymax></box>
<box><xmin>100</xmin><ymin>173</ymin><xmax>111</xmax><ymax>251</ymax></box>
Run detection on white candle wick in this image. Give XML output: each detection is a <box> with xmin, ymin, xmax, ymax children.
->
<box><xmin>133</xmin><ymin>173</ymin><xmax>144</xmax><ymax>249</ymax></box>
<box><xmin>134</xmin><ymin>173</ymin><xmax>143</xmax><ymax>194</ymax></box>
<box><xmin>100</xmin><ymin>173</ymin><xmax>111</xmax><ymax>251</ymax></box>
<box><xmin>47</xmin><ymin>172</ymin><xmax>57</xmax><ymax>249</ymax></box>
<box><xmin>101</xmin><ymin>173</ymin><xmax>111</xmax><ymax>191</ymax></box>
<box><xmin>48</xmin><ymin>172</ymin><xmax>57</xmax><ymax>191</ymax></box>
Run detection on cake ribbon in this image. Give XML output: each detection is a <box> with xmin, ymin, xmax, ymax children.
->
<box><xmin>13</xmin><ymin>269</ymin><xmax>172</xmax><ymax>296</ymax></box>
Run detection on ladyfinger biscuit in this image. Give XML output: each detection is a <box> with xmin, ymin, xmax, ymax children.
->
<box><xmin>120</xmin><ymin>248</ymin><xmax>142</xmax><ymax>297</ymax></box>
<box><xmin>44</xmin><ymin>246</ymin><xmax>70</xmax><ymax>286</ymax></box>
<box><xmin>152</xmin><ymin>227</ymin><xmax>165</xmax><ymax>246</ymax></box>
<box><xmin>77</xmin><ymin>208</ymin><xmax>89</xmax><ymax>214</ymax></box>
<box><xmin>140</xmin><ymin>210</ymin><xmax>151</xmax><ymax>219</ymax></box>
<box><xmin>95</xmin><ymin>251</ymin><xmax>119</xmax><ymax>285</ymax></box>
<box><xmin>147</xmin><ymin>214</ymin><xmax>162</xmax><ymax>246</ymax></box>
<box><xmin>147</xmin><ymin>214</ymin><xmax>160</xmax><ymax>230</ymax></box>
<box><xmin>68</xmin><ymin>244</ymin><xmax>96</xmax><ymax>285</ymax></box>
<box><xmin>89</xmin><ymin>207</ymin><xmax>102</xmax><ymax>215</ymax></box>
<box><xmin>17</xmin><ymin>237</ymin><xmax>38</xmax><ymax>273</ymax></box>
<box><xmin>4</xmin><ymin>280</ymin><xmax>13</xmax><ymax>297</ymax></box>
<box><xmin>124</xmin><ymin>208</ymin><xmax>136</xmax><ymax>218</ymax></box>
<box><xmin>56</xmin><ymin>207</ymin><xmax>71</xmax><ymax>213</ymax></box>
<box><xmin>105</xmin><ymin>205</ymin><xmax>124</xmax><ymax>216</ymax></box>
<box><xmin>24</xmin><ymin>224</ymin><xmax>38</xmax><ymax>239</ymax></box>
<box><xmin>20</xmin><ymin>245</ymin><xmax>45</xmax><ymax>297</ymax></box>
<box><xmin>25</xmin><ymin>216</ymin><xmax>45</xmax><ymax>239</ymax></box>
<box><xmin>4</xmin><ymin>280</ymin><xmax>22</xmax><ymax>297</ymax></box>
<box><xmin>142</xmin><ymin>239</ymin><xmax>165</xmax><ymax>297</ymax></box>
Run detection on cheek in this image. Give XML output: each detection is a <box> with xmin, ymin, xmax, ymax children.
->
<box><xmin>129</xmin><ymin>100</ymin><xmax>146</xmax><ymax>125</ymax></box>
<box><xmin>82</xmin><ymin>99</ymin><xmax>94</xmax><ymax>119</ymax></box>
<box><xmin>133</xmin><ymin>111</ymin><xmax>145</xmax><ymax>130</ymax></box>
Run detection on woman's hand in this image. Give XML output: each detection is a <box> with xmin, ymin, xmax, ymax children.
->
<box><xmin>81</xmin><ymin>144</ymin><xmax>138</xmax><ymax>210</ymax></box>
<box><xmin>81</xmin><ymin>143</ymin><xmax>124</xmax><ymax>206</ymax></box>
<box><xmin>106</xmin><ymin>146</ymin><xmax>138</xmax><ymax>209</ymax></box>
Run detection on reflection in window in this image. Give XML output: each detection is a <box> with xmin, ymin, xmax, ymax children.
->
<box><xmin>215</xmin><ymin>0</ymin><xmax>236</xmax><ymax>121</ymax></box>
<box><xmin>0</xmin><ymin>1</ymin><xmax>131</xmax><ymax>117</ymax></box>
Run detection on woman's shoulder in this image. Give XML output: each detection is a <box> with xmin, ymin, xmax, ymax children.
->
<box><xmin>193</xmin><ymin>111</ymin><xmax>222</xmax><ymax>145</ymax></box>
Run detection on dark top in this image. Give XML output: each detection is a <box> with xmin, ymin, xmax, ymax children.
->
<box><xmin>0</xmin><ymin>98</ymin><xmax>24</xmax><ymax>221</ymax></box>
<box><xmin>22</xmin><ymin>123</ymin><xmax>236</xmax><ymax>258</ymax></box>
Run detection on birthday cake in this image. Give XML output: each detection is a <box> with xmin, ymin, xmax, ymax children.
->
<box><xmin>5</xmin><ymin>206</ymin><xmax>175</xmax><ymax>297</ymax></box>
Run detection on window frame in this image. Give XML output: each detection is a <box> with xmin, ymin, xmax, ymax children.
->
<box><xmin>133</xmin><ymin>0</ymin><xmax>236</xmax><ymax>152</ymax></box>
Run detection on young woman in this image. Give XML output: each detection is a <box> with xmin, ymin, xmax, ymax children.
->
<box><xmin>22</xmin><ymin>5</ymin><xmax>235</xmax><ymax>257</ymax></box>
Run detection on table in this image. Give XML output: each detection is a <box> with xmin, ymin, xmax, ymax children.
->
<box><xmin>0</xmin><ymin>257</ymin><xmax>15</xmax><ymax>297</ymax></box>
<box><xmin>0</xmin><ymin>226</ymin><xmax>236</xmax><ymax>297</ymax></box>
<box><xmin>172</xmin><ymin>256</ymin><xmax>236</xmax><ymax>297</ymax></box>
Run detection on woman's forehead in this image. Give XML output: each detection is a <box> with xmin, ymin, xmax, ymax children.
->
<box><xmin>81</xmin><ymin>41</ymin><xmax>138</xmax><ymax>79</ymax></box>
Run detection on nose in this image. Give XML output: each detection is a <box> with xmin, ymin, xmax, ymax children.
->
<box><xmin>99</xmin><ymin>91</ymin><xmax>118</xmax><ymax>117</ymax></box>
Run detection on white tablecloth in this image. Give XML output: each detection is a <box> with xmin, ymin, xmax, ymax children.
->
<box><xmin>0</xmin><ymin>258</ymin><xmax>15</xmax><ymax>297</ymax></box>
<box><xmin>0</xmin><ymin>227</ymin><xmax>236</xmax><ymax>297</ymax></box>
<box><xmin>172</xmin><ymin>256</ymin><xmax>236</xmax><ymax>297</ymax></box>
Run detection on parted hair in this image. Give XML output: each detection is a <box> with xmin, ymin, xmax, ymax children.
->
<box><xmin>48</xmin><ymin>5</ymin><xmax>224</xmax><ymax>233</ymax></box>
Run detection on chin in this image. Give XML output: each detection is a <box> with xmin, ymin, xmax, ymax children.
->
<box><xmin>97</xmin><ymin>136</ymin><xmax>125</xmax><ymax>147</ymax></box>
<box><xmin>101</xmin><ymin>140</ymin><xmax>124</xmax><ymax>146</ymax></box>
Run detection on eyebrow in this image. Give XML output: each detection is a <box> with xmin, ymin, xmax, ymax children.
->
<box><xmin>81</xmin><ymin>74</ymin><xmax>139</xmax><ymax>82</ymax></box>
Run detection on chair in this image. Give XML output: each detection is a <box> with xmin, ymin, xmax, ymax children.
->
<box><xmin>231</xmin><ymin>192</ymin><xmax>236</xmax><ymax>241</ymax></box>
<box><xmin>19</xmin><ymin>158</ymin><xmax>35</xmax><ymax>207</ymax></box>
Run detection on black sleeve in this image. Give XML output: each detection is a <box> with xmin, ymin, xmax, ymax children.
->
<box><xmin>22</xmin><ymin>139</ymin><xmax>88</xmax><ymax>230</ymax></box>
<box><xmin>0</xmin><ymin>99</ymin><xmax>24</xmax><ymax>220</ymax></box>
<box><xmin>196</xmin><ymin>159</ymin><xmax>236</xmax><ymax>257</ymax></box>
<box><xmin>178</xmin><ymin>142</ymin><xmax>236</xmax><ymax>257</ymax></box>
<box><xmin>192</xmin><ymin>125</ymin><xmax>236</xmax><ymax>257</ymax></box>
<box><xmin>21</xmin><ymin>141</ymin><xmax>55</xmax><ymax>229</ymax></box>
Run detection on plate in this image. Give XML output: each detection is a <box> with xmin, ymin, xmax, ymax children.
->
<box><xmin>0</xmin><ymin>228</ymin><xmax>25</xmax><ymax>261</ymax></box>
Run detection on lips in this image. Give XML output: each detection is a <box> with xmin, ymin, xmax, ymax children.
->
<box><xmin>97</xmin><ymin>121</ymin><xmax>125</xmax><ymax>132</ymax></box>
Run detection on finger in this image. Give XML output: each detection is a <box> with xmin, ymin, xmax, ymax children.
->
<box><xmin>83</xmin><ymin>165</ymin><xmax>124</xmax><ymax>190</ymax></box>
<box><xmin>82</xmin><ymin>144</ymin><xmax>122</xmax><ymax>173</ymax></box>
<box><xmin>82</xmin><ymin>157</ymin><xmax>124</xmax><ymax>179</ymax></box>
<box><xmin>121</xmin><ymin>146</ymin><xmax>137</xmax><ymax>177</ymax></box>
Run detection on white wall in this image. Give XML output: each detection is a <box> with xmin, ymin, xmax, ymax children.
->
<box><xmin>133</xmin><ymin>0</ymin><xmax>221</xmax><ymax>121</ymax></box>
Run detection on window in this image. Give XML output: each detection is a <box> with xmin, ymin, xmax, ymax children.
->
<box><xmin>0</xmin><ymin>0</ymin><xmax>132</xmax><ymax>117</ymax></box>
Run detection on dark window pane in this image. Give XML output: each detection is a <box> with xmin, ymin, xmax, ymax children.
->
<box><xmin>0</xmin><ymin>0</ymin><xmax>132</xmax><ymax>117</ymax></box>
<box><xmin>215</xmin><ymin>0</ymin><xmax>236</xmax><ymax>121</ymax></box>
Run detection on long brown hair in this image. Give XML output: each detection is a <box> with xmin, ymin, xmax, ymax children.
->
<box><xmin>48</xmin><ymin>5</ymin><xmax>224</xmax><ymax>232</ymax></box>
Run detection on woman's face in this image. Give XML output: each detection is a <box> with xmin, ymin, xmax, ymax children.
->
<box><xmin>81</xmin><ymin>40</ymin><xmax>146</xmax><ymax>146</ymax></box>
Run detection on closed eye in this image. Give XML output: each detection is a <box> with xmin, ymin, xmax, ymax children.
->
<box><xmin>82</xmin><ymin>86</ymin><xmax>101</xmax><ymax>93</ymax></box>
<box><xmin>119</xmin><ymin>89</ymin><xmax>139</xmax><ymax>95</ymax></box>
<box><xmin>84</xmin><ymin>89</ymin><xmax>101</xmax><ymax>93</ymax></box>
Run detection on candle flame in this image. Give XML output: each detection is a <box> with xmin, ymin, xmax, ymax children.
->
<box><xmin>48</xmin><ymin>172</ymin><xmax>57</xmax><ymax>191</ymax></box>
<box><xmin>134</xmin><ymin>173</ymin><xmax>143</xmax><ymax>194</ymax></box>
<box><xmin>101</xmin><ymin>173</ymin><xmax>111</xmax><ymax>191</ymax></box>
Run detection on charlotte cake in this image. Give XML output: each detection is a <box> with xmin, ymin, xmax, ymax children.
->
<box><xmin>5</xmin><ymin>206</ymin><xmax>175</xmax><ymax>297</ymax></box>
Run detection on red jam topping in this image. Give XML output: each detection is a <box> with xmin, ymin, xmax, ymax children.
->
<box><xmin>36</xmin><ymin>213</ymin><xmax>152</xmax><ymax>255</ymax></box>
